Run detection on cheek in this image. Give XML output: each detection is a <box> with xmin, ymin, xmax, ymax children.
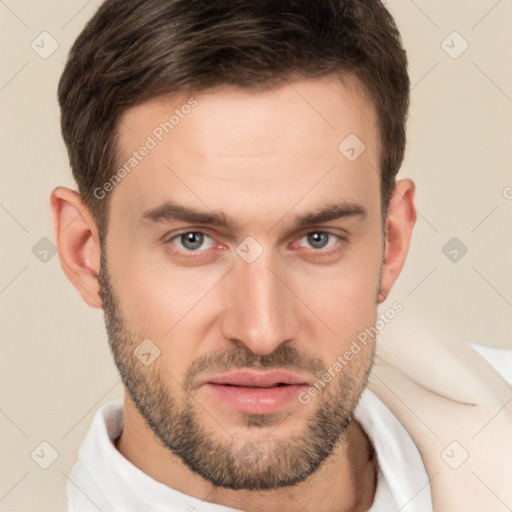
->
<box><xmin>108</xmin><ymin>224</ymin><xmax>214</xmax><ymax>330</ymax></box>
<box><xmin>107</xmin><ymin>210</ymin><xmax>382</xmax><ymax>371</ymax></box>
<box><xmin>289</xmin><ymin>241</ymin><xmax>382</xmax><ymax>356</ymax></box>
<box><xmin>106</xmin><ymin>241</ymin><xmax>227</xmax><ymax>379</ymax></box>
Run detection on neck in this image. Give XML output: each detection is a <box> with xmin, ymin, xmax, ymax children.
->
<box><xmin>116</xmin><ymin>392</ymin><xmax>377</xmax><ymax>512</ymax></box>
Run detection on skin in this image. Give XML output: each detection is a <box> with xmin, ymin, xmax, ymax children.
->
<box><xmin>51</xmin><ymin>74</ymin><xmax>416</xmax><ymax>512</ymax></box>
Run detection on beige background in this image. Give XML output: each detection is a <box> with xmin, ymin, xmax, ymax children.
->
<box><xmin>1</xmin><ymin>1</ymin><xmax>511</xmax><ymax>510</ymax></box>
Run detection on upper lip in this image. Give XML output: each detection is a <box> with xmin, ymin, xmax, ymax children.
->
<box><xmin>202</xmin><ymin>369</ymin><xmax>310</xmax><ymax>388</ymax></box>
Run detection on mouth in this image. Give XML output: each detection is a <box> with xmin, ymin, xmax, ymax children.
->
<box><xmin>200</xmin><ymin>370</ymin><xmax>310</xmax><ymax>415</ymax></box>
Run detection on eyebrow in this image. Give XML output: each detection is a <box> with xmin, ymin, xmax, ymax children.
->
<box><xmin>139</xmin><ymin>200</ymin><xmax>367</xmax><ymax>232</ymax></box>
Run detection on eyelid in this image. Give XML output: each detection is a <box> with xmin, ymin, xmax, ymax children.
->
<box><xmin>165</xmin><ymin>230</ymin><xmax>217</xmax><ymax>252</ymax></box>
<box><xmin>164</xmin><ymin>228</ymin><xmax>348</xmax><ymax>255</ymax></box>
<box><xmin>292</xmin><ymin>230</ymin><xmax>347</xmax><ymax>251</ymax></box>
<box><xmin>294</xmin><ymin>226</ymin><xmax>349</xmax><ymax>239</ymax></box>
<box><xmin>162</xmin><ymin>226</ymin><xmax>230</xmax><ymax>243</ymax></box>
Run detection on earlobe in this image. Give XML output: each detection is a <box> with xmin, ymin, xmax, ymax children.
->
<box><xmin>378</xmin><ymin>179</ymin><xmax>417</xmax><ymax>303</ymax></box>
<box><xmin>50</xmin><ymin>187</ymin><xmax>103</xmax><ymax>309</ymax></box>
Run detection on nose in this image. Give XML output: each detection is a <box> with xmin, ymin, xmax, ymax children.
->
<box><xmin>220</xmin><ymin>250</ymin><xmax>298</xmax><ymax>356</ymax></box>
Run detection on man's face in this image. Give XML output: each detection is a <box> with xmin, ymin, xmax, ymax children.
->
<box><xmin>99</xmin><ymin>75</ymin><xmax>384</xmax><ymax>489</ymax></box>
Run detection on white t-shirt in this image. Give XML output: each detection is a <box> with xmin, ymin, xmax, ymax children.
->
<box><xmin>66</xmin><ymin>388</ymin><xmax>433</xmax><ymax>512</ymax></box>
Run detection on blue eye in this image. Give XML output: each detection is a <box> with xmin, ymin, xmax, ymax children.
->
<box><xmin>166</xmin><ymin>230</ymin><xmax>343</xmax><ymax>258</ymax></box>
<box><xmin>170</xmin><ymin>232</ymin><xmax>215</xmax><ymax>252</ymax></box>
<box><xmin>298</xmin><ymin>231</ymin><xmax>338</xmax><ymax>250</ymax></box>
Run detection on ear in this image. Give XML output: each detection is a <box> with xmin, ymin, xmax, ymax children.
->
<box><xmin>50</xmin><ymin>187</ymin><xmax>103</xmax><ymax>308</ymax></box>
<box><xmin>378</xmin><ymin>179</ymin><xmax>416</xmax><ymax>303</ymax></box>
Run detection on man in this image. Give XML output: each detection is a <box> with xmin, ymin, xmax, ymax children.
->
<box><xmin>51</xmin><ymin>1</ymin><xmax>512</xmax><ymax>511</ymax></box>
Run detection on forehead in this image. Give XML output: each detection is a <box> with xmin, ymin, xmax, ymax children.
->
<box><xmin>112</xmin><ymin>74</ymin><xmax>381</xmax><ymax>229</ymax></box>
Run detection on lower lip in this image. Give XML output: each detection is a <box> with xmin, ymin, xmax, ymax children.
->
<box><xmin>203</xmin><ymin>383</ymin><xmax>307</xmax><ymax>415</ymax></box>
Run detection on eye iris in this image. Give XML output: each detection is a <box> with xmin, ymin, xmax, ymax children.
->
<box><xmin>178</xmin><ymin>233</ymin><xmax>332</xmax><ymax>251</ymax></box>
<box><xmin>308</xmin><ymin>232</ymin><xmax>329</xmax><ymax>249</ymax></box>
<box><xmin>181</xmin><ymin>232</ymin><xmax>204</xmax><ymax>250</ymax></box>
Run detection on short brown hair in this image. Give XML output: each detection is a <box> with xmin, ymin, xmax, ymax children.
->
<box><xmin>58</xmin><ymin>0</ymin><xmax>409</xmax><ymax>238</ymax></box>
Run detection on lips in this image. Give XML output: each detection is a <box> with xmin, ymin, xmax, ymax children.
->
<box><xmin>200</xmin><ymin>370</ymin><xmax>310</xmax><ymax>415</ymax></box>
<box><xmin>205</xmin><ymin>369</ymin><xmax>310</xmax><ymax>388</ymax></box>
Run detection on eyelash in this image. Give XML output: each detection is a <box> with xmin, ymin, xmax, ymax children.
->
<box><xmin>164</xmin><ymin>230</ymin><xmax>347</xmax><ymax>258</ymax></box>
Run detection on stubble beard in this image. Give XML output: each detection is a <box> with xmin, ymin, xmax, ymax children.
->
<box><xmin>98</xmin><ymin>250</ymin><xmax>375</xmax><ymax>490</ymax></box>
